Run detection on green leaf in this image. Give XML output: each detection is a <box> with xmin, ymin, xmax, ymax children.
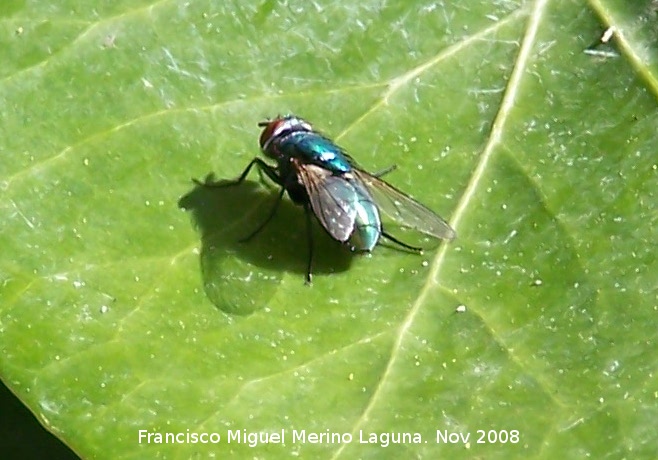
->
<box><xmin>1</xmin><ymin>1</ymin><xmax>657</xmax><ymax>458</ymax></box>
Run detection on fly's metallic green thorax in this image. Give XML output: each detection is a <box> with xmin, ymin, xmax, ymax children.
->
<box><xmin>259</xmin><ymin>115</ymin><xmax>352</xmax><ymax>174</ymax></box>
<box><xmin>208</xmin><ymin>114</ymin><xmax>455</xmax><ymax>283</ymax></box>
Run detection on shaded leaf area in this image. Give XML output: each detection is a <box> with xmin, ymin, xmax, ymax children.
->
<box><xmin>1</xmin><ymin>1</ymin><xmax>657</xmax><ymax>459</ymax></box>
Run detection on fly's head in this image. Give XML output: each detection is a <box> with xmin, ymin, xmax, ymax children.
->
<box><xmin>258</xmin><ymin>115</ymin><xmax>313</xmax><ymax>159</ymax></box>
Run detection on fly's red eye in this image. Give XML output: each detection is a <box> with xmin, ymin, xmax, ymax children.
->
<box><xmin>259</xmin><ymin>119</ymin><xmax>282</xmax><ymax>150</ymax></box>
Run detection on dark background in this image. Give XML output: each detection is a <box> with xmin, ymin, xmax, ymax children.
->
<box><xmin>0</xmin><ymin>380</ymin><xmax>78</xmax><ymax>459</ymax></box>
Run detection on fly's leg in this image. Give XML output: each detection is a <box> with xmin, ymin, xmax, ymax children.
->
<box><xmin>193</xmin><ymin>158</ymin><xmax>283</xmax><ymax>188</ymax></box>
<box><xmin>303</xmin><ymin>203</ymin><xmax>314</xmax><ymax>285</ymax></box>
<box><xmin>380</xmin><ymin>230</ymin><xmax>423</xmax><ymax>253</ymax></box>
<box><xmin>372</xmin><ymin>164</ymin><xmax>397</xmax><ymax>178</ymax></box>
<box><xmin>193</xmin><ymin>159</ymin><xmax>289</xmax><ymax>242</ymax></box>
<box><xmin>239</xmin><ymin>185</ymin><xmax>286</xmax><ymax>243</ymax></box>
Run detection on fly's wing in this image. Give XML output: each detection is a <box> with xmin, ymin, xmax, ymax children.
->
<box><xmin>353</xmin><ymin>169</ymin><xmax>456</xmax><ymax>240</ymax></box>
<box><xmin>294</xmin><ymin>163</ymin><xmax>357</xmax><ymax>243</ymax></box>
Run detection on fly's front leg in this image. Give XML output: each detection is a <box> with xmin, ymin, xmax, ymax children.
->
<box><xmin>193</xmin><ymin>158</ymin><xmax>283</xmax><ymax>188</ymax></box>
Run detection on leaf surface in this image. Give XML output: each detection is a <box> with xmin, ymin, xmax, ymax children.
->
<box><xmin>1</xmin><ymin>1</ymin><xmax>656</xmax><ymax>458</ymax></box>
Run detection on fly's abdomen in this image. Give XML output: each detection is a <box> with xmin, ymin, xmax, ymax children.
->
<box><xmin>348</xmin><ymin>182</ymin><xmax>381</xmax><ymax>252</ymax></box>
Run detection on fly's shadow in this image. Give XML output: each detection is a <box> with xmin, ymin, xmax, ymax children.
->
<box><xmin>178</xmin><ymin>173</ymin><xmax>353</xmax><ymax>314</ymax></box>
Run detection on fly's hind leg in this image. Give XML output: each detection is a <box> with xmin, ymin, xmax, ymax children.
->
<box><xmin>380</xmin><ymin>230</ymin><xmax>423</xmax><ymax>253</ymax></box>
